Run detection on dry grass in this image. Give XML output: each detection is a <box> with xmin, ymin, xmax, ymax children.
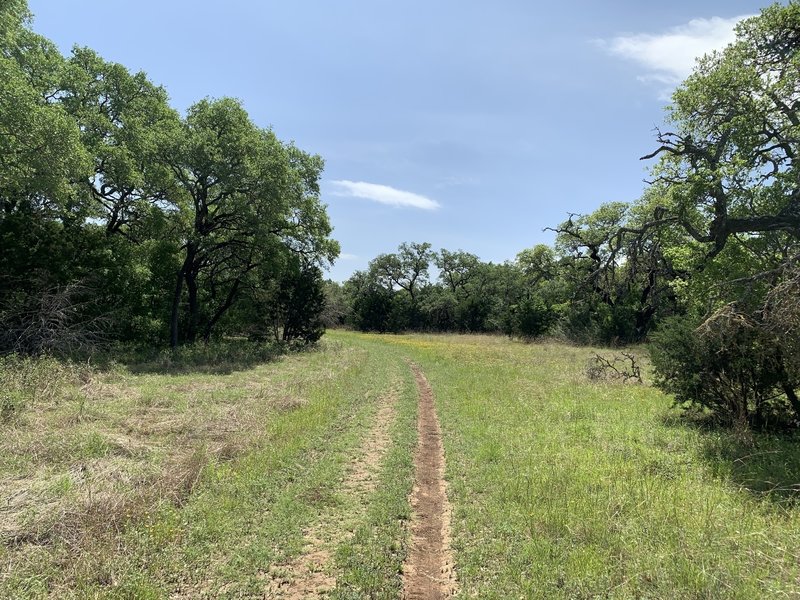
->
<box><xmin>0</xmin><ymin>348</ymin><xmax>338</xmax><ymax>592</ymax></box>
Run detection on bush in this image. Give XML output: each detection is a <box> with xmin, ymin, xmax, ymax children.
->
<box><xmin>650</xmin><ymin>305</ymin><xmax>800</xmax><ymax>428</ymax></box>
<box><xmin>507</xmin><ymin>295</ymin><xmax>556</xmax><ymax>339</ymax></box>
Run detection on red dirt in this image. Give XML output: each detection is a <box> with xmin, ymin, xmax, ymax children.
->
<box><xmin>402</xmin><ymin>365</ymin><xmax>458</xmax><ymax>599</ymax></box>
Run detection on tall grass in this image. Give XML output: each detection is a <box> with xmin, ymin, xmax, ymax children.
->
<box><xmin>0</xmin><ymin>354</ymin><xmax>89</xmax><ymax>423</ymax></box>
<box><xmin>0</xmin><ymin>336</ymin><xmax>418</xmax><ymax>599</ymax></box>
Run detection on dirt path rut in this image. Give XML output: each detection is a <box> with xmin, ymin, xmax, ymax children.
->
<box><xmin>402</xmin><ymin>365</ymin><xmax>458</xmax><ymax>599</ymax></box>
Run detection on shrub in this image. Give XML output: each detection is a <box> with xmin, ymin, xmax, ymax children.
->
<box><xmin>507</xmin><ymin>295</ymin><xmax>556</xmax><ymax>339</ymax></box>
<box><xmin>650</xmin><ymin>304</ymin><xmax>800</xmax><ymax>428</ymax></box>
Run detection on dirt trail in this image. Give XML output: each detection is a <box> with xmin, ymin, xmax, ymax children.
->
<box><xmin>263</xmin><ymin>382</ymin><xmax>399</xmax><ymax>599</ymax></box>
<box><xmin>402</xmin><ymin>365</ymin><xmax>458</xmax><ymax>599</ymax></box>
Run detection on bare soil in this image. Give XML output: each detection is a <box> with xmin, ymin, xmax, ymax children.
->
<box><xmin>402</xmin><ymin>365</ymin><xmax>457</xmax><ymax>599</ymax></box>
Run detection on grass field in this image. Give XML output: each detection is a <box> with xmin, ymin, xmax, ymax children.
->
<box><xmin>2</xmin><ymin>331</ymin><xmax>800</xmax><ymax>598</ymax></box>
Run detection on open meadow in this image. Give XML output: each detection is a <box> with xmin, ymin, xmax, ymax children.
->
<box><xmin>2</xmin><ymin>331</ymin><xmax>800</xmax><ymax>599</ymax></box>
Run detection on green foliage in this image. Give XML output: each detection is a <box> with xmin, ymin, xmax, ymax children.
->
<box><xmin>344</xmin><ymin>244</ymin><xmax>560</xmax><ymax>338</ymax></box>
<box><xmin>166</xmin><ymin>97</ymin><xmax>338</xmax><ymax>346</ymax></box>
<box><xmin>508</xmin><ymin>294</ymin><xmax>557</xmax><ymax>339</ymax></box>
<box><xmin>248</xmin><ymin>260</ymin><xmax>328</xmax><ymax>345</ymax></box>
<box><xmin>0</xmin><ymin>4</ymin><xmax>338</xmax><ymax>355</ymax></box>
<box><xmin>650</xmin><ymin>306</ymin><xmax>800</xmax><ymax>428</ymax></box>
<box><xmin>639</xmin><ymin>3</ymin><xmax>800</xmax><ymax>429</ymax></box>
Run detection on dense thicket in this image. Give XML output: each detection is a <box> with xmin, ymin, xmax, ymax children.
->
<box><xmin>0</xmin><ymin>2</ymin><xmax>338</xmax><ymax>353</ymax></box>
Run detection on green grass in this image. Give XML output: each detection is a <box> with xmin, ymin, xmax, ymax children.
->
<box><xmin>0</xmin><ymin>338</ymin><xmax>418</xmax><ymax>598</ymax></box>
<box><xmin>331</xmin><ymin>363</ymin><xmax>417</xmax><ymax>599</ymax></box>
<box><xmin>3</xmin><ymin>331</ymin><xmax>800</xmax><ymax>598</ymax></box>
<box><xmin>356</xmin><ymin>332</ymin><xmax>800</xmax><ymax>599</ymax></box>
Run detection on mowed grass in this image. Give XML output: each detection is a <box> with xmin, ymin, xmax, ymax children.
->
<box><xmin>0</xmin><ymin>338</ymin><xmax>417</xmax><ymax>598</ymax></box>
<box><xmin>330</xmin><ymin>331</ymin><xmax>800</xmax><ymax>599</ymax></box>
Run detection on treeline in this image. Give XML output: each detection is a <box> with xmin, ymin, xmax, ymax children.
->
<box><xmin>326</xmin><ymin>238</ymin><xmax>663</xmax><ymax>343</ymax></box>
<box><xmin>331</xmin><ymin>4</ymin><xmax>800</xmax><ymax>429</ymax></box>
<box><xmin>0</xmin><ymin>1</ymin><xmax>338</xmax><ymax>354</ymax></box>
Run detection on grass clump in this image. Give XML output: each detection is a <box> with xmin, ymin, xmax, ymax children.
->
<box><xmin>0</xmin><ymin>354</ymin><xmax>87</xmax><ymax>423</ymax></box>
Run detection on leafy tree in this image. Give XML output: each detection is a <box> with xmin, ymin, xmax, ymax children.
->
<box><xmin>370</xmin><ymin>242</ymin><xmax>433</xmax><ymax>303</ymax></box>
<box><xmin>548</xmin><ymin>201</ymin><xmax>677</xmax><ymax>342</ymax></box>
<box><xmin>344</xmin><ymin>269</ymin><xmax>395</xmax><ymax>332</ymax></box>
<box><xmin>1</xmin><ymin>2</ymin><xmax>340</xmax><ymax>354</ymax></box>
<box><xmin>240</xmin><ymin>254</ymin><xmax>327</xmax><ymax>344</ymax></box>
<box><xmin>60</xmin><ymin>48</ymin><xmax>179</xmax><ymax>237</ymax></box>
<box><xmin>165</xmin><ymin>98</ymin><xmax>338</xmax><ymax>346</ymax></box>
<box><xmin>364</xmin><ymin>242</ymin><xmax>433</xmax><ymax>329</ymax></box>
<box><xmin>0</xmin><ymin>2</ymin><xmax>96</xmax><ymax>353</ymax></box>
<box><xmin>0</xmin><ymin>17</ymin><xmax>87</xmax><ymax>214</ymax></box>
<box><xmin>643</xmin><ymin>4</ymin><xmax>800</xmax><ymax>261</ymax></box>
<box><xmin>435</xmin><ymin>249</ymin><xmax>480</xmax><ymax>294</ymax></box>
<box><xmin>644</xmin><ymin>3</ymin><xmax>800</xmax><ymax>426</ymax></box>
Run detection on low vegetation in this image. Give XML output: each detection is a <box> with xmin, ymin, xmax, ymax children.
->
<box><xmin>0</xmin><ymin>336</ymin><xmax>416</xmax><ymax>597</ymax></box>
<box><xmin>367</xmin><ymin>332</ymin><xmax>800</xmax><ymax>598</ymax></box>
<box><xmin>3</xmin><ymin>332</ymin><xmax>800</xmax><ymax>598</ymax></box>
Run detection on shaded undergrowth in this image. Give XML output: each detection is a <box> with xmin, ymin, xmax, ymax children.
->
<box><xmin>663</xmin><ymin>411</ymin><xmax>800</xmax><ymax>505</ymax></box>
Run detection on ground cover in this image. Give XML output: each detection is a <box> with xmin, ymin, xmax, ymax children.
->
<box><xmin>3</xmin><ymin>331</ymin><xmax>800</xmax><ymax>598</ymax></box>
<box><xmin>377</xmin><ymin>332</ymin><xmax>800</xmax><ymax>598</ymax></box>
<box><xmin>0</xmin><ymin>338</ymin><xmax>417</xmax><ymax>598</ymax></box>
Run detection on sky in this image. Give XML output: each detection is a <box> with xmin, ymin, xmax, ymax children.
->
<box><xmin>28</xmin><ymin>0</ymin><xmax>778</xmax><ymax>281</ymax></box>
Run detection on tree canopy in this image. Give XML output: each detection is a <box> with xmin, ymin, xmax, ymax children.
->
<box><xmin>0</xmin><ymin>1</ymin><xmax>339</xmax><ymax>352</ymax></box>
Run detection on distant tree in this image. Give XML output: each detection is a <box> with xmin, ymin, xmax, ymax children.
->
<box><xmin>435</xmin><ymin>249</ymin><xmax>480</xmax><ymax>294</ymax></box>
<box><xmin>320</xmin><ymin>280</ymin><xmax>348</xmax><ymax>328</ymax></box>
<box><xmin>366</xmin><ymin>242</ymin><xmax>433</xmax><ymax>329</ymax></box>
<box><xmin>548</xmin><ymin>200</ymin><xmax>678</xmax><ymax>342</ymax></box>
<box><xmin>344</xmin><ymin>269</ymin><xmax>395</xmax><ymax>332</ymax></box>
<box><xmin>370</xmin><ymin>242</ymin><xmax>434</xmax><ymax>303</ymax></box>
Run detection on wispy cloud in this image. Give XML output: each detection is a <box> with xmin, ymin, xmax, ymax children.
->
<box><xmin>330</xmin><ymin>180</ymin><xmax>440</xmax><ymax>211</ymax></box>
<box><xmin>599</xmin><ymin>15</ymin><xmax>753</xmax><ymax>96</ymax></box>
<box><xmin>338</xmin><ymin>253</ymin><xmax>358</xmax><ymax>260</ymax></box>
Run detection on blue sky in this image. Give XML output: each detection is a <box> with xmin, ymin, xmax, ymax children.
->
<box><xmin>29</xmin><ymin>0</ymin><xmax>776</xmax><ymax>281</ymax></box>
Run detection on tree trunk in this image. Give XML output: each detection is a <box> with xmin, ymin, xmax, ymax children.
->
<box><xmin>783</xmin><ymin>382</ymin><xmax>800</xmax><ymax>422</ymax></box>
<box><xmin>186</xmin><ymin>271</ymin><xmax>199</xmax><ymax>343</ymax></box>
<box><xmin>169</xmin><ymin>269</ymin><xmax>183</xmax><ymax>349</ymax></box>
<box><xmin>202</xmin><ymin>278</ymin><xmax>241</xmax><ymax>343</ymax></box>
<box><xmin>171</xmin><ymin>242</ymin><xmax>198</xmax><ymax>347</ymax></box>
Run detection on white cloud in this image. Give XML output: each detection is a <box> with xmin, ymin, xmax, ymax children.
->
<box><xmin>330</xmin><ymin>180</ymin><xmax>440</xmax><ymax>210</ymax></box>
<box><xmin>600</xmin><ymin>15</ymin><xmax>754</xmax><ymax>93</ymax></box>
<box><xmin>338</xmin><ymin>253</ymin><xmax>358</xmax><ymax>260</ymax></box>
